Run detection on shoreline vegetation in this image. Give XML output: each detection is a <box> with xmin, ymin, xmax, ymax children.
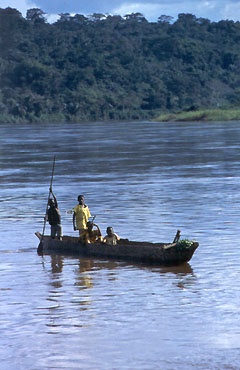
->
<box><xmin>2</xmin><ymin>8</ymin><xmax>240</xmax><ymax>123</ymax></box>
<box><xmin>2</xmin><ymin>108</ymin><xmax>240</xmax><ymax>124</ymax></box>
<box><xmin>154</xmin><ymin>108</ymin><xmax>240</xmax><ymax>123</ymax></box>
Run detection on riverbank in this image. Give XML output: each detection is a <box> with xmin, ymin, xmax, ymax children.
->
<box><xmin>154</xmin><ymin>108</ymin><xmax>240</xmax><ymax>122</ymax></box>
<box><xmin>2</xmin><ymin>108</ymin><xmax>240</xmax><ymax>124</ymax></box>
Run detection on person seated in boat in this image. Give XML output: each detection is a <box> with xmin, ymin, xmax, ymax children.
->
<box><xmin>79</xmin><ymin>221</ymin><xmax>103</xmax><ymax>244</ymax></box>
<box><xmin>73</xmin><ymin>194</ymin><xmax>91</xmax><ymax>237</ymax></box>
<box><xmin>103</xmin><ymin>227</ymin><xmax>120</xmax><ymax>245</ymax></box>
<box><xmin>47</xmin><ymin>187</ymin><xmax>63</xmax><ymax>240</ymax></box>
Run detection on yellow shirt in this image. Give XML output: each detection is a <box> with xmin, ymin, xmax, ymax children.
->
<box><xmin>73</xmin><ymin>205</ymin><xmax>91</xmax><ymax>230</ymax></box>
<box><xmin>80</xmin><ymin>229</ymin><xmax>103</xmax><ymax>244</ymax></box>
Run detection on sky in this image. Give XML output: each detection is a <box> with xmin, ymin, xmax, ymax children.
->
<box><xmin>1</xmin><ymin>0</ymin><xmax>240</xmax><ymax>23</ymax></box>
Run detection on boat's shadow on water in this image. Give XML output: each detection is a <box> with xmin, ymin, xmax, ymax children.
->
<box><xmin>39</xmin><ymin>251</ymin><xmax>195</xmax><ymax>276</ymax></box>
<box><xmin>157</xmin><ymin>263</ymin><xmax>194</xmax><ymax>275</ymax></box>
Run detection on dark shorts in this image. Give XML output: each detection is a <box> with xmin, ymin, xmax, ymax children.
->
<box><xmin>51</xmin><ymin>224</ymin><xmax>63</xmax><ymax>239</ymax></box>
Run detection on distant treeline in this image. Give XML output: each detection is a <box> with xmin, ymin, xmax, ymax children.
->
<box><xmin>1</xmin><ymin>7</ymin><xmax>240</xmax><ymax>123</ymax></box>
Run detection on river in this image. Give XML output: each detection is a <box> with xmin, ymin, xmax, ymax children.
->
<box><xmin>0</xmin><ymin>121</ymin><xmax>240</xmax><ymax>369</ymax></box>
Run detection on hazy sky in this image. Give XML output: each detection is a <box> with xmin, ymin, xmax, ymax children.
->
<box><xmin>2</xmin><ymin>0</ymin><xmax>240</xmax><ymax>22</ymax></box>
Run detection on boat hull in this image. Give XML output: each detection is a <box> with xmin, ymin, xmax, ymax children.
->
<box><xmin>35</xmin><ymin>232</ymin><xmax>199</xmax><ymax>266</ymax></box>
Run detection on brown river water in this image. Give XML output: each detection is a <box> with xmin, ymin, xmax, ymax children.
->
<box><xmin>0</xmin><ymin>121</ymin><xmax>240</xmax><ymax>369</ymax></box>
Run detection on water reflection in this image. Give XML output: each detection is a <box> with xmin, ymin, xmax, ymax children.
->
<box><xmin>158</xmin><ymin>263</ymin><xmax>196</xmax><ymax>289</ymax></box>
<box><xmin>46</xmin><ymin>255</ymin><xmax>197</xmax><ymax>295</ymax></box>
<box><xmin>1</xmin><ymin>121</ymin><xmax>240</xmax><ymax>369</ymax></box>
<box><xmin>47</xmin><ymin>255</ymin><xmax>195</xmax><ymax>275</ymax></box>
<box><xmin>51</xmin><ymin>255</ymin><xmax>64</xmax><ymax>274</ymax></box>
<box><xmin>74</xmin><ymin>259</ymin><xmax>94</xmax><ymax>289</ymax></box>
<box><xmin>48</xmin><ymin>255</ymin><xmax>123</xmax><ymax>273</ymax></box>
<box><xmin>159</xmin><ymin>262</ymin><xmax>194</xmax><ymax>275</ymax></box>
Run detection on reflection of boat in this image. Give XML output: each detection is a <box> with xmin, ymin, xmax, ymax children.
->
<box><xmin>36</xmin><ymin>232</ymin><xmax>198</xmax><ymax>266</ymax></box>
<box><xmin>159</xmin><ymin>262</ymin><xmax>194</xmax><ymax>275</ymax></box>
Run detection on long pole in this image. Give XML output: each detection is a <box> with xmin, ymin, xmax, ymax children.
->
<box><xmin>40</xmin><ymin>155</ymin><xmax>56</xmax><ymax>245</ymax></box>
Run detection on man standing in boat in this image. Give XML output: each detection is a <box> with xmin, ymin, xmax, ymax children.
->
<box><xmin>47</xmin><ymin>187</ymin><xmax>63</xmax><ymax>240</ymax></box>
<box><xmin>73</xmin><ymin>195</ymin><xmax>91</xmax><ymax>236</ymax></box>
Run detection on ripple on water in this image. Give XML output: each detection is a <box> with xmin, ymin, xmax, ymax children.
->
<box><xmin>0</xmin><ymin>121</ymin><xmax>240</xmax><ymax>369</ymax></box>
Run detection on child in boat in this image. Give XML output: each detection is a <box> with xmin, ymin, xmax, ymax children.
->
<box><xmin>79</xmin><ymin>221</ymin><xmax>103</xmax><ymax>244</ymax></box>
<box><xmin>103</xmin><ymin>227</ymin><xmax>120</xmax><ymax>245</ymax></box>
<box><xmin>73</xmin><ymin>194</ymin><xmax>91</xmax><ymax>237</ymax></box>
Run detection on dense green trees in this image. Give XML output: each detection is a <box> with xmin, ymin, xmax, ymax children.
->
<box><xmin>1</xmin><ymin>8</ymin><xmax>240</xmax><ymax>122</ymax></box>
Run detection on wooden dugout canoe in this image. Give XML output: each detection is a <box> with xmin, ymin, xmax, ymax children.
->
<box><xmin>35</xmin><ymin>232</ymin><xmax>199</xmax><ymax>266</ymax></box>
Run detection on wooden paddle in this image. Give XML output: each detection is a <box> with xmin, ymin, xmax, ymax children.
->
<box><xmin>38</xmin><ymin>155</ymin><xmax>56</xmax><ymax>251</ymax></box>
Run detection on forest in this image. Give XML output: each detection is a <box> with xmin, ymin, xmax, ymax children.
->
<box><xmin>1</xmin><ymin>7</ymin><xmax>240</xmax><ymax>123</ymax></box>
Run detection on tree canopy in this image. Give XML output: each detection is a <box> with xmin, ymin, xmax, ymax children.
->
<box><xmin>1</xmin><ymin>8</ymin><xmax>240</xmax><ymax>123</ymax></box>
